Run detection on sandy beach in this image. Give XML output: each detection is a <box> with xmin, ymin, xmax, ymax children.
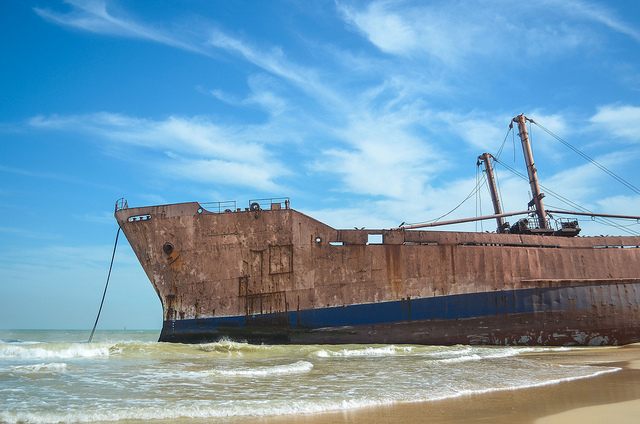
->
<box><xmin>260</xmin><ymin>344</ymin><xmax>640</xmax><ymax>424</ymax></box>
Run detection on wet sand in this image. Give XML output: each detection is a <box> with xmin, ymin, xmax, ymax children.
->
<box><xmin>259</xmin><ymin>344</ymin><xmax>640</xmax><ymax>424</ymax></box>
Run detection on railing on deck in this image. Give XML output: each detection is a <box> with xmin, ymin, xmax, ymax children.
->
<box><xmin>115</xmin><ymin>198</ymin><xmax>128</xmax><ymax>212</ymax></box>
<box><xmin>248</xmin><ymin>197</ymin><xmax>290</xmax><ymax>211</ymax></box>
<box><xmin>200</xmin><ymin>200</ymin><xmax>237</xmax><ymax>213</ymax></box>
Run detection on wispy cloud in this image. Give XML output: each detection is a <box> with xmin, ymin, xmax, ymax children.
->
<box><xmin>0</xmin><ymin>227</ymin><xmax>60</xmax><ymax>240</ymax></box>
<box><xmin>589</xmin><ymin>104</ymin><xmax>640</xmax><ymax>142</ymax></box>
<box><xmin>313</xmin><ymin>107</ymin><xmax>442</xmax><ymax>200</ymax></box>
<box><xmin>0</xmin><ymin>243</ymin><xmax>138</xmax><ymax>272</ymax></box>
<box><xmin>28</xmin><ymin>113</ymin><xmax>290</xmax><ymax>192</ymax></box>
<box><xmin>0</xmin><ymin>164</ymin><xmax>118</xmax><ymax>191</ymax></box>
<box><xmin>595</xmin><ymin>194</ymin><xmax>640</xmax><ymax>216</ymax></box>
<box><xmin>209</xmin><ymin>75</ymin><xmax>288</xmax><ymax>116</ymax></box>
<box><xmin>208</xmin><ymin>30</ymin><xmax>345</xmax><ymax>108</ymax></box>
<box><xmin>73</xmin><ymin>211</ymin><xmax>116</xmax><ymax>225</ymax></box>
<box><xmin>338</xmin><ymin>0</ymin><xmax>637</xmax><ymax>66</ymax></box>
<box><xmin>555</xmin><ymin>0</ymin><xmax>640</xmax><ymax>42</ymax></box>
<box><xmin>34</xmin><ymin>0</ymin><xmax>207</xmax><ymax>54</ymax></box>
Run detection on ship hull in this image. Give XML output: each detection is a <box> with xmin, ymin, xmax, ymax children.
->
<box><xmin>115</xmin><ymin>201</ymin><xmax>640</xmax><ymax>346</ymax></box>
<box><xmin>159</xmin><ymin>282</ymin><xmax>640</xmax><ymax>346</ymax></box>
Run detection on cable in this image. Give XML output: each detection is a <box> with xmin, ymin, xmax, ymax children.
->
<box><xmin>531</xmin><ymin>120</ymin><xmax>640</xmax><ymax>195</ymax></box>
<box><xmin>512</xmin><ymin>126</ymin><xmax>516</xmax><ymax>163</ymax></box>
<box><xmin>404</xmin><ymin>163</ymin><xmax>487</xmax><ymax>226</ymax></box>
<box><xmin>479</xmin><ymin>172</ymin><xmax>484</xmax><ymax>231</ymax></box>
<box><xmin>492</xmin><ymin>157</ymin><xmax>640</xmax><ymax>236</ymax></box>
<box><xmin>495</xmin><ymin>125</ymin><xmax>513</xmax><ymax>160</ymax></box>
<box><xmin>405</xmin><ymin>125</ymin><xmax>512</xmax><ymax>228</ymax></box>
<box><xmin>494</xmin><ymin>158</ymin><xmax>505</xmax><ymax>215</ymax></box>
<box><xmin>475</xmin><ymin>164</ymin><xmax>479</xmax><ymax>231</ymax></box>
<box><xmin>88</xmin><ymin>227</ymin><xmax>121</xmax><ymax>343</ymax></box>
<box><xmin>495</xmin><ymin>158</ymin><xmax>637</xmax><ymax>235</ymax></box>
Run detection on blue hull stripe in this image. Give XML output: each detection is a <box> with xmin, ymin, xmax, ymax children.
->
<box><xmin>168</xmin><ymin>286</ymin><xmax>577</xmax><ymax>331</ymax></box>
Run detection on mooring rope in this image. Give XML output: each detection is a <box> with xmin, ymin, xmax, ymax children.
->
<box><xmin>88</xmin><ymin>227</ymin><xmax>121</xmax><ymax>343</ymax></box>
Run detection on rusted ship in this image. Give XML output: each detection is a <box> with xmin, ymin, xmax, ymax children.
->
<box><xmin>115</xmin><ymin>115</ymin><xmax>640</xmax><ymax>346</ymax></box>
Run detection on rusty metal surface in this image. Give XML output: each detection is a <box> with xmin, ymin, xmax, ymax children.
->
<box><xmin>115</xmin><ymin>202</ymin><xmax>640</xmax><ymax>345</ymax></box>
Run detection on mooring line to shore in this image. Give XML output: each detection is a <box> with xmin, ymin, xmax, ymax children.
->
<box><xmin>88</xmin><ymin>227</ymin><xmax>121</xmax><ymax>343</ymax></box>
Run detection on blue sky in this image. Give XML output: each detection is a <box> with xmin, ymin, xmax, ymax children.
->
<box><xmin>1</xmin><ymin>0</ymin><xmax>639</xmax><ymax>330</ymax></box>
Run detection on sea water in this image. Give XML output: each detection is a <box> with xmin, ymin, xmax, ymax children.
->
<box><xmin>0</xmin><ymin>330</ymin><xmax>619</xmax><ymax>423</ymax></box>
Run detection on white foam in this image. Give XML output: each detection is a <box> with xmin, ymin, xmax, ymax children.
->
<box><xmin>209</xmin><ymin>360</ymin><xmax>314</xmax><ymax>377</ymax></box>
<box><xmin>10</xmin><ymin>363</ymin><xmax>67</xmax><ymax>374</ymax></box>
<box><xmin>0</xmin><ymin>367</ymin><xmax>619</xmax><ymax>423</ymax></box>
<box><xmin>313</xmin><ymin>345</ymin><xmax>414</xmax><ymax>358</ymax></box>
<box><xmin>0</xmin><ymin>339</ymin><xmax>39</xmax><ymax>345</ymax></box>
<box><xmin>0</xmin><ymin>397</ymin><xmax>393</xmax><ymax>423</ymax></box>
<box><xmin>449</xmin><ymin>366</ymin><xmax>621</xmax><ymax>398</ymax></box>
<box><xmin>427</xmin><ymin>346</ymin><xmax>474</xmax><ymax>357</ymax></box>
<box><xmin>0</xmin><ymin>343</ymin><xmax>110</xmax><ymax>360</ymax></box>
<box><xmin>433</xmin><ymin>346</ymin><xmax>573</xmax><ymax>364</ymax></box>
<box><xmin>437</xmin><ymin>348</ymin><xmax>522</xmax><ymax>363</ymax></box>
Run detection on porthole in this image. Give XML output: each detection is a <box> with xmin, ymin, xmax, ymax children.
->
<box><xmin>163</xmin><ymin>242</ymin><xmax>174</xmax><ymax>255</ymax></box>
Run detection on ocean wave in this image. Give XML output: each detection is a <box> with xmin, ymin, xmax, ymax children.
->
<box><xmin>313</xmin><ymin>345</ymin><xmax>414</xmax><ymax>358</ymax></box>
<box><xmin>0</xmin><ymin>397</ymin><xmax>383</xmax><ymax>423</ymax></box>
<box><xmin>208</xmin><ymin>360</ymin><xmax>314</xmax><ymax>377</ymax></box>
<box><xmin>450</xmin><ymin>366</ymin><xmax>620</xmax><ymax>398</ymax></box>
<box><xmin>9</xmin><ymin>363</ymin><xmax>67</xmax><ymax>374</ymax></box>
<box><xmin>431</xmin><ymin>346</ymin><xmax>574</xmax><ymax>364</ymax></box>
<box><xmin>197</xmin><ymin>340</ymin><xmax>256</xmax><ymax>355</ymax></box>
<box><xmin>0</xmin><ymin>339</ymin><xmax>41</xmax><ymax>346</ymax></box>
<box><xmin>196</xmin><ymin>340</ymin><xmax>300</xmax><ymax>357</ymax></box>
<box><xmin>0</xmin><ymin>366</ymin><xmax>619</xmax><ymax>423</ymax></box>
<box><xmin>437</xmin><ymin>348</ymin><xmax>523</xmax><ymax>363</ymax></box>
<box><xmin>0</xmin><ymin>343</ymin><xmax>111</xmax><ymax>360</ymax></box>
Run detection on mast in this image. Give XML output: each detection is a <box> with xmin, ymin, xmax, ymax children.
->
<box><xmin>513</xmin><ymin>114</ymin><xmax>548</xmax><ymax>229</ymax></box>
<box><xmin>478</xmin><ymin>153</ymin><xmax>506</xmax><ymax>233</ymax></box>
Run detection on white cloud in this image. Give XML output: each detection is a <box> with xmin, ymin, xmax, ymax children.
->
<box><xmin>539</xmin><ymin>149</ymin><xmax>636</xmax><ymax>210</ymax></box>
<box><xmin>595</xmin><ymin>194</ymin><xmax>640</xmax><ymax>216</ymax></box>
<box><xmin>165</xmin><ymin>154</ymin><xmax>288</xmax><ymax>193</ymax></box>
<box><xmin>0</xmin><ymin>243</ymin><xmax>137</xmax><ymax>272</ymax></box>
<box><xmin>0</xmin><ymin>164</ymin><xmax>118</xmax><ymax>190</ymax></box>
<box><xmin>339</xmin><ymin>2</ymin><xmax>419</xmax><ymax>56</ymax></box>
<box><xmin>34</xmin><ymin>0</ymin><xmax>207</xmax><ymax>54</ymax></box>
<box><xmin>73</xmin><ymin>211</ymin><xmax>117</xmax><ymax>225</ymax></box>
<box><xmin>433</xmin><ymin>112</ymin><xmax>510</xmax><ymax>152</ymax></box>
<box><xmin>0</xmin><ymin>227</ymin><xmax>60</xmax><ymax>240</ymax></box>
<box><xmin>208</xmin><ymin>30</ymin><xmax>345</xmax><ymax>108</ymax></box>
<box><xmin>338</xmin><ymin>0</ymin><xmax>637</xmax><ymax>65</ymax></box>
<box><xmin>30</xmin><ymin>113</ymin><xmax>268</xmax><ymax>162</ymax></box>
<box><xmin>555</xmin><ymin>0</ymin><xmax>640</xmax><ymax>42</ymax></box>
<box><xmin>29</xmin><ymin>113</ymin><xmax>289</xmax><ymax>192</ymax></box>
<box><xmin>338</xmin><ymin>1</ymin><xmax>486</xmax><ymax>64</ymax></box>
<box><xmin>210</xmin><ymin>75</ymin><xmax>288</xmax><ymax>116</ymax></box>
<box><xmin>590</xmin><ymin>104</ymin><xmax>640</xmax><ymax>142</ymax></box>
<box><xmin>312</xmin><ymin>104</ymin><xmax>444</xmax><ymax>200</ymax></box>
<box><xmin>529</xmin><ymin>112</ymin><xmax>568</xmax><ymax>137</ymax></box>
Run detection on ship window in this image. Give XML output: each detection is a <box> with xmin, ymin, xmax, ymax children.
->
<box><xmin>329</xmin><ymin>241</ymin><xmax>344</xmax><ymax>246</ymax></box>
<box><xmin>127</xmin><ymin>214</ymin><xmax>151</xmax><ymax>222</ymax></box>
<box><xmin>367</xmin><ymin>234</ymin><xmax>383</xmax><ymax>244</ymax></box>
